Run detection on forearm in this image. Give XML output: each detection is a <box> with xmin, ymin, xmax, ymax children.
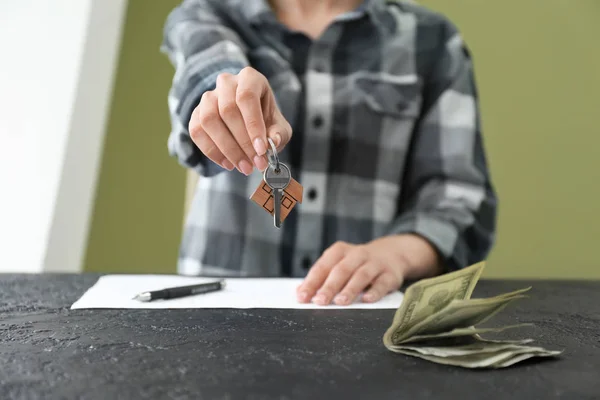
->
<box><xmin>388</xmin><ymin>175</ymin><xmax>497</xmax><ymax>273</ymax></box>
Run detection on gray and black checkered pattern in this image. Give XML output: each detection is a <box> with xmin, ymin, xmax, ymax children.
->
<box><xmin>161</xmin><ymin>0</ymin><xmax>497</xmax><ymax>277</ymax></box>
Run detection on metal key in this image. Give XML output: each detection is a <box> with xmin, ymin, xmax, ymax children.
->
<box><xmin>264</xmin><ymin>162</ymin><xmax>291</xmax><ymax>228</ymax></box>
<box><xmin>263</xmin><ymin>138</ymin><xmax>290</xmax><ymax>228</ymax></box>
<box><xmin>249</xmin><ymin>138</ymin><xmax>304</xmax><ymax>227</ymax></box>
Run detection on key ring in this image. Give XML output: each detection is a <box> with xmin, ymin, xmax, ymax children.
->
<box><xmin>266</xmin><ymin>138</ymin><xmax>280</xmax><ymax>172</ymax></box>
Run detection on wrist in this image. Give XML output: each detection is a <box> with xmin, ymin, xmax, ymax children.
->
<box><xmin>373</xmin><ymin>234</ymin><xmax>443</xmax><ymax>281</ymax></box>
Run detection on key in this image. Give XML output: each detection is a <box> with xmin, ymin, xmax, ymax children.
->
<box><xmin>264</xmin><ymin>162</ymin><xmax>291</xmax><ymax>228</ymax></box>
<box><xmin>249</xmin><ymin>137</ymin><xmax>303</xmax><ymax>228</ymax></box>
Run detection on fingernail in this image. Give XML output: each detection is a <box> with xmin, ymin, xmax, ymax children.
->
<box><xmin>253</xmin><ymin>138</ymin><xmax>267</xmax><ymax>155</ymax></box>
<box><xmin>363</xmin><ymin>293</ymin><xmax>375</xmax><ymax>302</ymax></box>
<box><xmin>313</xmin><ymin>294</ymin><xmax>327</xmax><ymax>305</ymax></box>
<box><xmin>238</xmin><ymin>160</ymin><xmax>253</xmax><ymax>176</ymax></box>
<box><xmin>254</xmin><ymin>155</ymin><xmax>267</xmax><ymax>170</ymax></box>
<box><xmin>298</xmin><ymin>291</ymin><xmax>309</xmax><ymax>302</ymax></box>
<box><xmin>222</xmin><ymin>160</ymin><xmax>234</xmax><ymax>171</ymax></box>
<box><xmin>273</xmin><ymin>133</ymin><xmax>282</xmax><ymax>148</ymax></box>
<box><xmin>334</xmin><ymin>294</ymin><xmax>348</xmax><ymax>305</ymax></box>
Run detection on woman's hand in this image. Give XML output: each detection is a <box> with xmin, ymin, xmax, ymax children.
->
<box><xmin>188</xmin><ymin>67</ymin><xmax>292</xmax><ymax>175</ymax></box>
<box><xmin>296</xmin><ymin>234</ymin><xmax>442</xmax><ymax>306</ymax></box>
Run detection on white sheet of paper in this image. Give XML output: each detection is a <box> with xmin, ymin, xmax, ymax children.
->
<box><xmin>70</xmin><ymin>275</ymin><xmax>404</xmax><ymax>310</ymax></box>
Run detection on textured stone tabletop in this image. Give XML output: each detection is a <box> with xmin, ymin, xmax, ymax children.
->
<box><xmin>1</xmin><ymin>274</ymin><xmax>599</xmax><ymax>399</ymax></box>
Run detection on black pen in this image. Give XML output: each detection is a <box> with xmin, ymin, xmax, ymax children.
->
<box><xmin>132</xmin><ymin>279</ymin><xmax>226</xmax><ymax>302</ymax></box>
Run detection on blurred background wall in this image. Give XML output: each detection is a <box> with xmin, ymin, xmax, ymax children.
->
<box><xmin>53</xmin><ymin>0</ymin><xmax>600</xmax><ymax>278</ymax></box>
<box><xmin>83</xmin><ymin>0</ymin><xmax>184</xmax><ymax>274</ymax></box>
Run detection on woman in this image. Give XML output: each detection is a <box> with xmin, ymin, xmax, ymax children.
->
<box><xmin>160</xmin><ymin>0</ymin><xmax>497</xmax><ymax>306</ymax></box>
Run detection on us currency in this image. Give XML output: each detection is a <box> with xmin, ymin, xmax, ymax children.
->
<box><xmin>390</xmin><ymin>341</ymin><xmax>535</xmax><ymax>357</ymax></box>
<box><xmin>396</xmin><ymin>323</ymin><xmax>533</xmax><ymax>344</ymax></box>
<box><xmin>493</xmin><ymin>348</ymin><xmax>563</xmax><ymax>368</ymax></box>
<box><xmin>389</xmin><ymin>345</ymin><xmax>562</xmax><ymax>369</ymax></box>
<box><xmin>388</xmin><ymin>327</ymin><xmax>562</xmax><ymax>368</ymax></box>
<box><xmin>394</xmin><ymin>288</ymin><xmax>531</xmax><ymax>343</ymax></box>
<box><xmin>382</xmin><ymin>261</ymin><xmax>562</xmax><ymax>368</ymax></box>
<box><xmin>388</xmin><ymin>334</ymin><xmax>536</xmax><ymax>356</ymax></box>
<box><xmin>382</xmin><ymin>261</ymin><xmax>485</xmax><ymax>347</ymax></box>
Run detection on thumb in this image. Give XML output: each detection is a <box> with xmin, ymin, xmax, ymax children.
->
<box><xmin>267</xmin><ymin>116</ymin><xmax>292</xmax><ymax>152</ymax></box>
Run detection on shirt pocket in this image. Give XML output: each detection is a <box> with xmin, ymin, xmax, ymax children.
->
<box><xmin>328</xmin><ymin>73</ymin><xmax>422</xmax><ymax>237</ymax></box>
<box><xmin>331</xmin><ymin>73</ymin><xmax>422</xmax><ymax>224</ymax></box>
<box><xmin>335</xmin><ymin>71</ymin><xmax>422</xmax><ymax>155</ymax></box>
<box><xmin>351</xmin><ymin>72</ymin><xmax>422</xmax><ymax>119</ymax></box>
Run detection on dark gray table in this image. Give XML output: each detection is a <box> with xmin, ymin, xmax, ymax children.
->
<box><xmin>1</xmin><ymin>274</ymin><xmax>599</xmax><ymax>400</ymax></box>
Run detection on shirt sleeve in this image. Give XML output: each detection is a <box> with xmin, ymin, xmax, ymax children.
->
<box><xmin>388</xmin><ymin>20</ymin><xmax>498</xmax><ymax>272</ymax></box>
<box><xmin>160</xmin><ymin>0</ymin><xmax>250</xmax><ymax>177</ymax></box>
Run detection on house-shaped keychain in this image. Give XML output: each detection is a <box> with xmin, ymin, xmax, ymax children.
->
<box><xmin>250</xmin><ymin>176</ymin><xmax>303</xmax><ymax>224</ymax></box>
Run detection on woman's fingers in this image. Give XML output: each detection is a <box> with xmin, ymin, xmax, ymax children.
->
<box><xmin>215</xmin><ymin>73</ymin><xmax>267</xmax><ymax>171</ymax></box>
<box><xmin>235</xmin><ymin>67</ymin><xmax>268</xmax><ymax>158</ymax></box>
<box><xmin>296</xmin><ymin>242</ymin><xmax>349</xmax><ymax>303</ymax></box>
<box><xmin>267</xmin><ymin>115</ymin><xmax>293</xmax><ymax>152</ymax></box>
<box><xmin>189</xmin><ymin>67</ymin><xmax>292</xmax><ymax>174</ymax></box>
<box><xmin>189</xmin><ymin>93</ymin><xmax>232</xmax><ymax>171</ymax></box>
<box><xmin>312</xmin><ymin>248</ymin><xmax>368</xmax><ymax>306</ymax></box>
<box><xmin>196</xmin><ymin>90</ymin><xmax>252</xmax><ymax>175</ymax></box>
<box><xmin>362</xmin><ymin>271</ymin><xmax>401</xmax><ymax>303</ymax></box>
<box><xmin>188</xmin><ymin>123</ymin><xmax>233</xmax><ymax>171</ymax></box>
<box><xmin>334</xmin><ymin>262</ymin><xmax>382</xmax><ymax>305</ymax></box>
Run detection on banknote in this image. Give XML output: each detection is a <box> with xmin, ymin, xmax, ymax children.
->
<box><xmin>493</xmin><ymin>349</ymin><xmax>563</xmax><ymax>368</ymax></box>
<box><xmin>382</xmin><ymin>261</ymin><xmax>562</xmax><ymax>368</ymax></box>
<box><xmin>393</xmin><ymin>323</ymin><xmax>533</xmax><ymax>344</ymax></box>
<box><xmin>395</xmin><ymin>288</ymin><xmax>531</xmax><ymax>342</ymax></box>
<box><xmin>391</xmin><ymin>333</ymin><xmax>535</xmax><ymax>348</ymax></box>
<box><xmin>389</xmin><ymin>345</ymin><xmax>562</xmax><ymax>369</ymax></box>
<box><xmin>383</xmin><ymin>261</ymin><xmax>485</xmax><ymax>347</ymax></box>
<box><xmin>391</xmin><ymin>340</ymin><xmax>541</xmax><ymax>357</ymax></box>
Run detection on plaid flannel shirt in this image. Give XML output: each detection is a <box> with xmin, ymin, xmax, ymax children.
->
<box><xmin>161</xmin><ymin>0</ymin><xmax>497</xmax><ymax>277</ymax></box>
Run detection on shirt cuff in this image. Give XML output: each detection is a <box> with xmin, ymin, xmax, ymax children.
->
<box><xmin>387</xmin><ymin>213</ymin><xmax>462</xmax><ymax>272</ymax></box>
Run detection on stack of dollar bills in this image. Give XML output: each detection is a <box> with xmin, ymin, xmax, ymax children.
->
<box><xmin>383</xmin><ymin>262</ymin><xmax>562</xmax><ymax>368</ymax></box>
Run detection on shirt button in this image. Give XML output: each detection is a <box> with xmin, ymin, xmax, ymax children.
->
<box><xmin>302</xmin><ymin>257</ymin><xmax>312</xmax><ymax>270</ymax></box>
<box><xmin>307</xmin><ymin>188</ymin><xmax>317</xmax><ymax>200</ymax></box>
<box><xmin>312</xmin><ymin>115</ymin><xmax>323</xmax><ymax>128</ymax></box>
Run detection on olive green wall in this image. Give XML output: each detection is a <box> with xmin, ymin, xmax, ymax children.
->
<box><xmin>419</xmin><ymin>0</ymin><xmax>600</xmax><ymax>279</ymax></box>
<box><xmin>84</xmin><ymin>0</ymin><xmax>600</xmax><ymax>279</ymax></box>
<box><xmin>84</xmin><ymin>0</ymin><xmax>184</xmax><ymax>274</ymax></box>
